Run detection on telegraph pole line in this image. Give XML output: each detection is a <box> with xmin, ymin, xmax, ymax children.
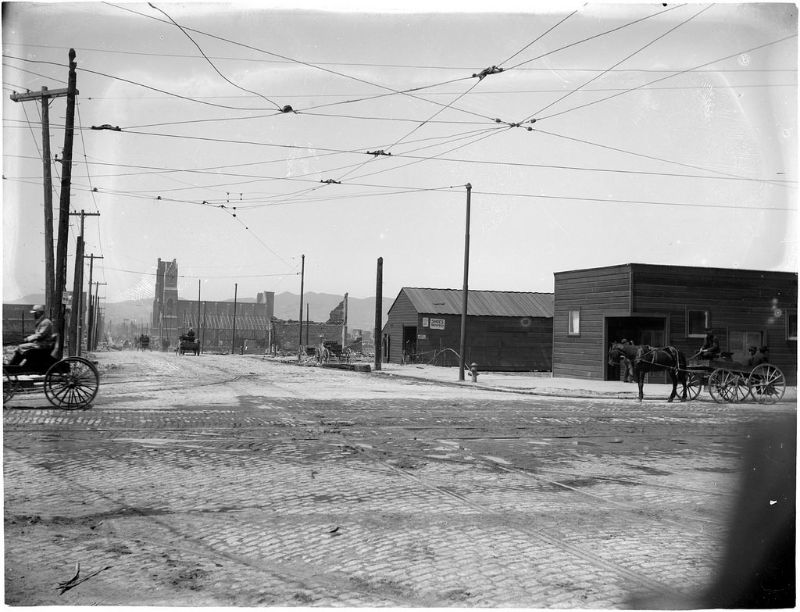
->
<box><xmin>90</xmin><ymin>281</ymin><xmax>106</xmax><ymax>351</ymax></box>
<box><xmin>84</xmin><ymin>253</ymin><xmax>103</xmax><ymax>352</ymax></box>
<box><xmin>53</xmin><ymin>49</ymin><xmax>79</xmax><ymax>359</ymax></box>
<box><xmin>67</xmin><ymin>211</ymin><xmax>99</xmax><ymax>355</ymax></box>
<box><xmin>10</xmin><ymin>84</ymin><xmax>74</xmax><ymax>317</ymax></box>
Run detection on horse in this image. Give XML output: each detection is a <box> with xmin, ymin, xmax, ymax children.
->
<box><xmin>608</xmin><ymin>342</ymin><xmax>688</xmax><ymax>402</ymax></box>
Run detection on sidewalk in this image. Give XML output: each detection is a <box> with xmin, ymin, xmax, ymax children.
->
<box><xmin>372</xmin><ymin>362</ymin><xmax>798</xmax><ymax>402</ymax></box>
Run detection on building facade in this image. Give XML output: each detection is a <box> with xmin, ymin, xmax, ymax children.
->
<box><xmin>383</xmin><ymin>288</ymin><xmax>554</xmax><ymax>371</ymax></box>
<box><xmin>152</xmin><ymin>258</ymin><xmax>178</xmax><ymax>346</ymax></box>
<box><xmin>553</xmin><ymin>263</ymin><xmax>797</xmax><ymax>383</ymax></box>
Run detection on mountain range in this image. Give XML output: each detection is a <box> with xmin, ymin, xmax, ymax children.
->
<box><xmin>6</xmin><ymin>292</ymin><xmax>395</xmax><ymax>332</ymax></box>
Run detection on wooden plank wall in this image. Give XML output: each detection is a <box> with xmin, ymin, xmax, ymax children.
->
<box><xmin>632</xmin><ymin>265</ymin><xmax>798</xmax><ymax>384</ymax></box>
<box><xmin>417</xmin><ymin>314</ymin><xmax>553</xmax><ymax>371</ymax></box>
<box><xmin>384</xmin><ymin>291</ymin><xmax>418</xmax><ymax>363</ymax></box>
<box><xmin>553</xmin><ymin>265</ymin><xmax>632</xmax><ymax>379</ymax></box>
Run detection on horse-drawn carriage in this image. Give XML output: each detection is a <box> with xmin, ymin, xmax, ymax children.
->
<box><xmin>684</xmin><ymin>357</ymin><xmax>785</xmax><ymax>404</ymax></box>
<box><xmin>138</xmin><ymin>334</ymin><xmax>150</xmax><ymax>351</ymax></box>
<box><xmin>4</xmin><ymin>350</ymin><xmax>100</xmax><ymax>410</ymax></box>
<box><xmin>609</xmin><ymin>342</ymin><xmax>786</xmax><ymax>404</ymax></box>
<box><xmin>316</xmin><ymin>340</ymin><xmax>352</xmax><ymax>364</ymax></box>
<box><xmin>177</xmin><ymin>334</ymin><xmax>200</xmax><ymax>356</ymax></box>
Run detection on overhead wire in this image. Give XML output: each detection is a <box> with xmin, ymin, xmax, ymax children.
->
<box><xmin>147</xmin><ymin>2</ymin><xmax>284</xmax><ymax>112</ymax></box>
<box><xmin>506</xmin><ymin>4</ymin><xmax>684</xmax><ymax>70</ymax></box>
<box><xmin>104</xmin><ymin>2</ymin><xmax>495</xmax><ymax>122</ymax></box>
<box><xmin>534</xmin><ymin>32</ymin><xmax>798</xmax><ymax>122</ymax></box>
<box><xmin>525</xmin><ymin>4</ymin><xmax>713</xmax><ymax>121</ymax></box>
<box><xmin>5</xmin><ymin>41</ymin><xmax>796</xmax><ymax>74</ymax></box>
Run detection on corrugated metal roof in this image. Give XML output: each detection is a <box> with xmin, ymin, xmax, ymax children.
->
<box><xmin>401</xmin><ymin>287</ymin><xmax>553</xmax><ymax>318</ymax></box>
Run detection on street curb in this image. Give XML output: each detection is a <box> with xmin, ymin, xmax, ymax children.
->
<box><xmin>370</xmin><ymin>369</ymin><xmax>639</xmax><ymax>400</ymax></box>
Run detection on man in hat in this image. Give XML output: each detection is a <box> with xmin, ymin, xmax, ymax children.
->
<box><xmin>698</xmin><ymin>328</ymin><xmax>721</xmax><ymax>360</ymax></box>
<box><xmin>7</xmin><ymin>305</ymin><xmax>55</xmax><ymax>366</ymax></box>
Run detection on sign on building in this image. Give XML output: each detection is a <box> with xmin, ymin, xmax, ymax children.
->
<box><xmin>429</xmin><ymin>318</ymin><xmax>445</xmax><ymax>330</ymax></box>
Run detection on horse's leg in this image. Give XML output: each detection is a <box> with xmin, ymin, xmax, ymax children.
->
<box><xmin>668</xmin><ymin>370</ymin><xmax>677</xmax><ymax>402</ymax></box>
<box><xmin>636</xmin><ymin>366</ymin><xmax>644</xmax><ymax>402</ymax></box>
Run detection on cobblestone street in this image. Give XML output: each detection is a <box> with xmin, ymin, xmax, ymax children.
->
<box><xmin>4</xmin><ymin>351</ymin><xmax>795</xmax><ymax>606</ymax></box>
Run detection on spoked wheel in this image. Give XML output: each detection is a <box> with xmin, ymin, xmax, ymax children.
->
<box><xmin>748</xmin><ymin>364</ymin><xmax>786</xmax><ymax>404</ymax></box>
<box><xmin>707</xmin><ymin>368</ymin><xmax>748</xmax><ymax>403</ymax></box>
<box><xmin>720</xmin><ymin>371</ymin><xmax>750</xmax><ymax>403</ymax></box>
<box><xmin>44</xmin><ymin>357</ymin><xmax>99</xmax><ymax>409</ymax></box>
<box><xmin>4</xmin><ymin>372</ymin><xmax>18</xmax><ymax>404</ymax></box>
<box><xmin>684</xmin><ymin>371</ymin><xmax>703</xmax><ymax>401</ymax></box>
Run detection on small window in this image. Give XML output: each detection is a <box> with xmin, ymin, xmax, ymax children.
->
<box><xmin>568</xmin><ymin>310</ymin><xmax>580</xmax><ymax>336</ymax></box>
<box><xmin>788</xmin><ymin>309</ymin><xmax>797</xmax><ymax>341</ymax></box>
<box><xmin>687</xmin><ymin>310</ymin><xmax>710</xmax><ymax>338</ymax></box>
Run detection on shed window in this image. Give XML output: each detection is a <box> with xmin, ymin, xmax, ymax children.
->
<box><xmin>568</xmin><ymin>310</ymin><xmax>580</xmax><ymax>336</ymax></box>
<box><xmin>687</xmin><ymin>310</ymin><xmax>710</xmax><ymax>338</ymax></box>
<box><xmin>788</xmin><ymin>309</ymin><xmax>797</xmax><ymax>341</ymax></box>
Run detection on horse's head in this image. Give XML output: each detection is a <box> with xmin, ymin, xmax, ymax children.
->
<box><xmin>608</xmin><ymin>342</ymin><xmax>625</xmax><ymax>366</ymax></box>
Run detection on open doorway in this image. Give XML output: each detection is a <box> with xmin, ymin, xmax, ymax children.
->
<box><xmin>606</xmin><ymin>316</ymin><xmax>667</xmax><ymax>381</ymax></box>
<box><xmin>402</xmin><ymin>326</ymin><xmax>417</xmax><ymax>364</ymax></box>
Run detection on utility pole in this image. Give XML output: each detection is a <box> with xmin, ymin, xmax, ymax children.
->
<box><xmin>298</xmin><ymin>254</ymin><xmax>305</xmax><ymax>359</ymax></box>
<box><xmin>68</xmin><ymin>233</ymin><xmax>83</xmax><ymax>355</ymax></box>
<box><xmin>231</xmin><ymin>283</ymin><xmax>238</xmax><ymax>355</ymax></box>
<box><xmin>342</xmin><ymin>292</ymin><xmax>348</xmax><ymax>349</ymax></box>
<box><xmin>67</xmin><ymin>211</ymin><xmax>99</xmax><ymax>355</ymax></box>
<box><xmin>53</xmin><ymin>49</ymin><xmax>78</xmax><ymax>359</ymax></box>
<box><xmin>459</xmin><ymin>183</ymin><xmax>472</xmax><ymax>381</ymax></box>
<box><xmin>84</xmin><ymin>253</ymin><xmax>103</xmax><ymax>352</ymax></box>
<box><xmin>10</xmin><ymin>84</ymin><xmax>75</xmax><ymax>317</ymax></box>
<box><xmin>374</xmin><ymin>257</ymin><xmax>383</xmax><ymax>371</ymax></box>
<box><xmin>90</xmin><ymin>281</ymin><xmax>106</xmax><ymax>351</ymax></box>
<box><xmin>197</xmin><ymin>279</ymin><xmax>201</xmax><ymax>335</ymax></box>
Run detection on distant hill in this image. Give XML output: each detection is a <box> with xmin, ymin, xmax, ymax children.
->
<box><xmin>101</xmin><ymin>292</ymin><xmax>394</xmax><ymax>331</ymax></box>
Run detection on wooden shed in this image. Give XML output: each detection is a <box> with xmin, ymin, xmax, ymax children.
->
<box><xmin>383</xmin><ymin>288</ymin><xmax>554</xmax><ymax>371</ymax></box>
<box><xmin>553</xmin><ymin>263</ymin><xmax>797</xmax><ymax>383</ymax></box>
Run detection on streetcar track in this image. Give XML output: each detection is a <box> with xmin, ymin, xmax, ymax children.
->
<box><xmin>2</xmin><ymin>443</ymin><xmax>454</xmax><ymax>607</ymax></box>
<box><xmin>329</xmin><ymin>431</ymin><xmax>683</xmax><ymax>598</ymax></box>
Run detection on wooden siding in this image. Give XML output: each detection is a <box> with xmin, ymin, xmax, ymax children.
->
<box><xmin>554</xmin><ymin>263</ymin><xmax>798</xmax><ymax>384</ymax></box>
<box><xmin>417</xmin><ymin>314</ymin><xmax>552</xmax><ymax>371</ymax></box>
<box><xmin>385</xmin><ymin>291</ymin><xmax>418</xmax><ymax>363</ymax></box>
<box><xmin>553</xmin><ymin>265</ymin><xmax>632</xmax><ymax>379</ymax></box>
<box><xmin>631</xmin><ymin>265</ymin><xmax>798</xmax><ymax>384</ymax></box>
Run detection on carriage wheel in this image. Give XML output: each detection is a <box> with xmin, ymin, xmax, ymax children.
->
<box><xmin>748</xmin><ymin>364</ymin><xmax>786</xmax><ymax>404</ymax></box>
<box><xmin>720</xmin><ymin>371</ymin><xmax>750</xmax><ymax>403</ymax></box>
<box><xmin>707</xmin><ymin>369</ymin><xmax>731</xmax><ymax>404</ymax></box>
<box><xmin>4</xmin><ymin>372</ymin><xmax>18</xmax><ymax>404</ymax></box>
<box><xmin>684</xmin><ymin>371</ymin><xmax>703</xmax><ymax>400</ymax></box>
<box><xmin>44</xmin><ymin>357</ymin><xmax>99</xmax><ymax>410</ymax></box>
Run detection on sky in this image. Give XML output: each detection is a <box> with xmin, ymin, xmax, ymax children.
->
<box><xmin>2</xmin><ymin>1</ymin><xmax>797</xmax><ymax>305</ymax></box>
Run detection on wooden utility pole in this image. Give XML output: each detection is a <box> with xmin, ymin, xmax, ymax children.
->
<box><xmin>298</xmin><ymin>254</ymin><xmax>305</xmax><ymax>358</ymax></box>
<box><xmin>374</xmin><ymin>257</ymin><xmax>383</xmax><ymax>371</ymax></box>
<box><xmin>231</xmin><ymin>283</ymin><xmax>238</xmax><ymax>355</ymax></box>
<box><xmin>68</xmin><ymin>234</ymin><xmax>84</xmax><ymax>355</ymax></box>
<box><xmin>10</xmin><ymin>84</ymin><xmax>75</xmax><ymax>317</ymax></box>
<box><xmin>90</xmin><ymin>281</ymin><xmax>106</xmax><ymax>351</ymax></box>
<box><xmin>341</xmin><ymin>293</ymin><xmax>348</xmax><ymax>349</ymax></box>
<box><xmin>459</xmin><ymin>183</ymin><xmax>472</xmax><ymax>381</ymax></box>
<box><xmin>53</xmin><ymin>49</ymin><xmax>78</xmax><ymax>358</ymax></box>
<box><xmin>84</xmin><ymin>253</ymin><xmax>103</xmax><ymax>352</ymax></box>
<box><xmin>67</xmin><ymin>211</ymin><xmax>99</xmax><ymax>355</ymax></box>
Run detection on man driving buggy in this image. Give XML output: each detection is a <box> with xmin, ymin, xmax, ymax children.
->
<box><xmin>7</xmin><ymin>305</ymin><xmax>56</xmax><ymax>366</ymax></box>
<box><xmin>697</xmin><ymin>327</ymin><xmax>721</xmax><ymax>360</ymax></box>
